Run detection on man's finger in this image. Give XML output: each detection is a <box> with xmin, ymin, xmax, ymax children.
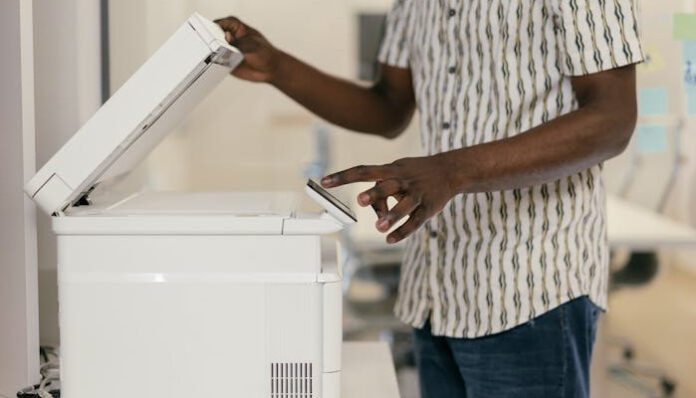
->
<box><xmin>377</xmin><ymin>196</ymin><xmax>419</xmax><ymax>232</ymax></box>
<box><xmin>386</xmin><ymin>207</ymin><xmax>426</xmax><ymax>244</ymax></box>
<box><xmin>358</xmin><ymin>179</ymin><xmax>402</xmax><ymax>207</ymax></box>
<box><xmin>371</xmin><ymin>199</ymin><xmax>389</xmax><ymax>219</ymax></box>
<box><xmin>321</xmin><ymin>164</ymin><xmax>393</xmax><ymax>188</ymax></box>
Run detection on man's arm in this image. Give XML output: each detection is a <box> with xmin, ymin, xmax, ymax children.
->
<box><xmin>445</xmin><ymin>65</ymin><xmax>637</xmax><ymax>193</ymax></box>
<box><xmin>215</xmin><ymin>16</ymin><xmax>416</xmax><ymax>138</ymax></box>
<box><xmin>322</xmin><ymin>65</ymin><xmax>638</xmax><ymax>243</ymax></box>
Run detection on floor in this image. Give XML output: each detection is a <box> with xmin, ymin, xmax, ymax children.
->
<box><xmin>595</xmin><ymin>263</ymin><xmax>696</xmax><ymax>398</ymax></box>
<box><xmin>348</xmin><ymin>261</ymin><xmax>696</xmax><ymax>398</ymax></box>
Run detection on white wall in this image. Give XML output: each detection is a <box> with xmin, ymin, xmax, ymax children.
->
<box><xmin>32</xmin><ymin>0</ymin><xmax>102</xmax><ymax>346</ymax></box>
<box><xmin>0</xmin><ymin>2</ymin><xmax>40</xmax><ymax>396</ymax></box>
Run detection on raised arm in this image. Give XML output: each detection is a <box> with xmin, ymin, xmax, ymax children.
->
<box><xmin>215</xmin><ymin>16</ymin><xmax>416</xmax><ymax>139</ymax></box>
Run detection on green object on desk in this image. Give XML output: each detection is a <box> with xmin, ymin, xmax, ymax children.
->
<box><xmin>673</xmin><ymin>13</ymin><xmax>696</xmax><ymax>40</ymax></box>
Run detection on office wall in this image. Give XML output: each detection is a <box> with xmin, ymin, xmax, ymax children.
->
<box><xmin>0</xmin><ymin>2</ymin><xmax>40</xmax><ymax>396</ymax></box>
<box><xmin>32</xmin><ymin>0</ymin><xmax>102</xmax><ymax>346</ymax></box>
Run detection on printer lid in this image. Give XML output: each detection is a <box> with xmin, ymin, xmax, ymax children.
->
<box><xmin>24</xmin><ymin>13</ymin><xmax>243</xmax><ymax>216</ymax></box>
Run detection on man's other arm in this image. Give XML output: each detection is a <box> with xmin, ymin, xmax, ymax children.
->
<box><xmin>215</xmin><ymin>16</ymin><xmax>416</xmax><ymax>139</ymax></box>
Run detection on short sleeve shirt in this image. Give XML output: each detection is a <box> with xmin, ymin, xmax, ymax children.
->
<box><xmin>378</xmin><ymin>0</ymin><xmax>643</xmax><ymax>338</ymax></box>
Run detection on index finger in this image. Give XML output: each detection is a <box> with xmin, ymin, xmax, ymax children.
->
<box><xmin>321</xmin><ymin>164</ymin><xmax>393</xmax><ymax>188</ymax></box>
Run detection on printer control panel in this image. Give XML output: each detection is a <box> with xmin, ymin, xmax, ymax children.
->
<box><xmin>305</xmin><ymin>180</ymin><xmax>356</xmax><ymax>225</ymax></box>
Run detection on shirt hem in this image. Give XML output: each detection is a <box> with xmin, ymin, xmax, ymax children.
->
<box><xmin>397</xmin><ymin>291</ymin><xmax>608</xmax><ymax>339</ymax></box>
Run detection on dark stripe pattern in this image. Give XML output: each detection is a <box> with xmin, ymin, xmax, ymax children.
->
<box><xmin>378</xmin><ymin>0</ymin><xmax>643</xmax><ymax>338</ymax></box>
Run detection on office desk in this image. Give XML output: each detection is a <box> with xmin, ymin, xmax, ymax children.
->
<box><xmin>606</xmin><ymin>194</ymin><xmax>696</xmax><ymax>249</ymax></box>
<box><xmin>343</xmin><ymin>342</ymin><xmax>401</xmax><ymax>398</ymax></box>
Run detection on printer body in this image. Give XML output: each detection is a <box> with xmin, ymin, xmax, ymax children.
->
<box><xmin>25</xmin><ymin>14</ymin><xmax>348</xmax><ymax>398</ymax></box>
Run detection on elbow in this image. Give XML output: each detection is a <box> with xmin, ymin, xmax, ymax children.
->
<box><xmin>369</xmin><ymin>82</ymin><xmax>415</xmax><ymax>139</ymax></box>
<box><xmin>610</xmin><ymin>104</ymin><xmax>637</xmax><ymax>157</ymax></box>
<box><xmin>573</xmin><ymin>64</ymin><xmax>639</xmax><ymax>160</ymax></box>
<box><xmin>379</xmin><ymin>105</ymin><xmax>415</xmax><ymax>139</ymax></box>
<box><xmin>358</xmin><ymin>113</ymin><xmax>411</xmax><ymax>139</ymax></box>
<box><xmin>381</xmin><ymin>118</ymin><xmax>411</xmax><ymax>139</ymax></box>
<box><xmin>381</xmin><ymin>129</ymin><xmax>403</xmax><ymax>140</ymax></box>
<box><xmin>591</xmin><ymin>100</ymin><xmax>636</xmax><ymax>160</ymax></box>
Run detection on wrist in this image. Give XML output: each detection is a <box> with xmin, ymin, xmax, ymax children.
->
<box><xmin>267</xmin><ymin>50</ymin><xmax>291</xmax><ymax>87</ymax></box>
<box><xmin>438</xmin><ymin>150</ymin><xmax>474</xmax><ymax>197</ymax></box>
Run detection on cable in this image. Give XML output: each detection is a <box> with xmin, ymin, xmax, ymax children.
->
<box><xmin>16</xmin><ymin>346</ymin><xmax>60</xmax><ymax>398</ymax></box>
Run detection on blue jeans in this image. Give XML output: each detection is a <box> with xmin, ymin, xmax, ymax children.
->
<box><xmin>413</xmin><ymin>296</ymin><xmax>601</xmax><ymax>398</ymax></box>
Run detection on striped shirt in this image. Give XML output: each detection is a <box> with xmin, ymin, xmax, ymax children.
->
<box><xmin>378</xmin><ymin>0</ymin><xmax>643</xmax><ymax>338</ymax></box>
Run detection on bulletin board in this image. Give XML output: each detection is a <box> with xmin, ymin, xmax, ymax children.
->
<box><xmin>610</xmin><ymin>10</ymin><xmax>696</xmax><ymax>225</ymax></box>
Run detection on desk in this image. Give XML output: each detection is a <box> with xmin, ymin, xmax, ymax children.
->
<box><xmin>606</xmin><ymin>194</ymin><xmax>696</xmax><ymax>249</ymax></box>
<box><xmin>343</xmin><ymin>342</ymin><xmax>401</xmax><ymax>398</ymax></box>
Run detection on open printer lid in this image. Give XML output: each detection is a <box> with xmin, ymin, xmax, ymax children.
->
<box><xmin>24</xmin><ymin>13</ymin><xmax>243</xmax><ymax>215</ymax></box>
<box><xmin>25</xmin><ymin>12</ymin><xmax>357</xmax><ymax>230</ymax></box>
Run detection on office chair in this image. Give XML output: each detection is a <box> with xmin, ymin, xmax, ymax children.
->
<box><xmin>609</xmin><ymin>251</ymin><xmax>677</xmax><ymax>397</ymax></box>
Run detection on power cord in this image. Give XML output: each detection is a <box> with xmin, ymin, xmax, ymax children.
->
<box><xmin>16</xmin><ymin>347</ymin><xmax>60</xmax><ymax>398</ymax></box>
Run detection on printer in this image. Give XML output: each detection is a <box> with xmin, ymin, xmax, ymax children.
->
<box><xmin>25</xmin><ymin>13</ymin><xmax>354</xmax><ymax>398</ymax></box>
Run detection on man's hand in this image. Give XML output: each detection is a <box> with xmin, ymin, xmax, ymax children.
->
<box><xmin>214</xmin><ymin>16</ymin><xmax>281</xmax><ymax>83</ymax></box>
<box><xmin>321</xmin><ymin>154</ymin><xmax>457</xmax><ymax>244</ymax></box>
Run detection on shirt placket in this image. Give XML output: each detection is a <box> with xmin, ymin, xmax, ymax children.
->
<box><xmin>427</xmin><ymin>0</ymin><xmax>462</xmax><ymax>334</ymax></box>
<box><xmin>440</xmin><ymin>1</ymin><xmax>460</xmax><ymax>151</ymax></box>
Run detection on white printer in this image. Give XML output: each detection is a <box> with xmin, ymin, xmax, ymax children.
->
<box><xmin>25</xmin><ymin>13</ymin><xmax>354</xmax><ymax>398</ymax></box>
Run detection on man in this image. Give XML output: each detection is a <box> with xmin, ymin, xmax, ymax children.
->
<box><xmin>217</xmin><ymin>0</ymin><xmax>642</xmax><ymax>396</ymax></box>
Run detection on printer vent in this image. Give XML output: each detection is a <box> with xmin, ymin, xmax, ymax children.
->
<box><xmin>270</xmin><ymin>362</ymin><xmax>314</xmax><ymax>397</ymax></box>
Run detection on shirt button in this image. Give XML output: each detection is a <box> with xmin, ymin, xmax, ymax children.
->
<box><xmin>448</xmin><ymin>66</ymin><xmax>457</xmax><ymax>74</ymax></box>
<box><xmin>448</xmin><ymin>9</ymin><xmax>457</xmax><ymax>17</ymax></box>
<box><xmin>442</xmin><ymin>122</ymin><xmax>451</xmax><ymax>129</ymax></box>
